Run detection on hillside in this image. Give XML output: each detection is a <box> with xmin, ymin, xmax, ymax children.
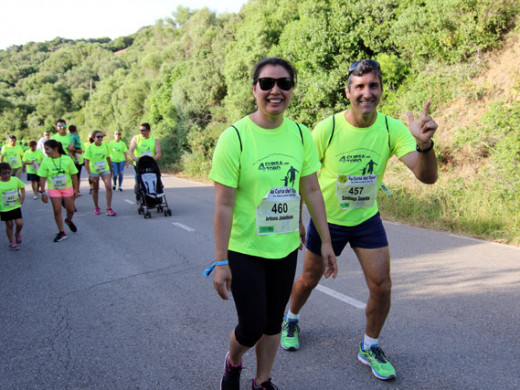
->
<box><xmin>0</xmin><ymin>0</ymin><xmax>519</xmax><ymax>244</ymax></box>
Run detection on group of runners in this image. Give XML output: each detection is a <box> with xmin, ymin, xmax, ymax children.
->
<box><xmin>0</xmin><ymin>121</ymin><xmax>161</xmax><ymax>247</ymax></box>
<box><xmin>208</xmin><ymin>58</ymin><xmax>438</xmax><ymax>390</ymax></box>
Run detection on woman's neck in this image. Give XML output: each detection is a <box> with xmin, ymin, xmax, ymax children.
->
<box><xmin>249</xmin><ymin>111</ymin><xmax>283</xmax><ymax>129</ymax></box>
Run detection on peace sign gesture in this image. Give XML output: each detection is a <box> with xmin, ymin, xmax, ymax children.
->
<box><xmin>406</xmin><ymin>100</ymin><xmax>438</xmax><ymax>147</ymax></box>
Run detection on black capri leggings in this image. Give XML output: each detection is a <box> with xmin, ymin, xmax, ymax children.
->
<box><xmin>229</xmin><ymin>249</ymin><xmax>298</xmax><ymax>348</ymax></box>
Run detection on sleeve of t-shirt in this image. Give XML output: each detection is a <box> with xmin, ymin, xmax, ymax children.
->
<box><xmin>37</xmin><ymin>160</ymin><xmax>47</xmax><ymax>177</ymax></box>
<box><xmin>300</xmin><ymin>124</ymin><xmax>321</xmax><ymax>177</ymax></box>
<box><xmin>388</xmin><ymin>117</ymin><xmax>417</xmax><ymax>158</ymax></box>
<box><xmin>66</xmin><ymin>157</ymin><xmax>79</xmax><ymax>175</ymax></box>
<box><xmin>16</xmin><ymin>177</ymin><xmax>25</xmax><ymax>189</ymax></box>
<box><xmin>209</xmin><ymin>127</ymin><xmax>241</xmax><ymax>188</ymax></box>
<box><xmin>84</xmin><ymin>145</ymin><xmax>91</xmax><ymax>160</ymax></box>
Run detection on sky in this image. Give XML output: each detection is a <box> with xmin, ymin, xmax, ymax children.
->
<box><xmin>0</xmin><ymin>0</ymin><xmax>248</xmax><ymax>50</ymax></box>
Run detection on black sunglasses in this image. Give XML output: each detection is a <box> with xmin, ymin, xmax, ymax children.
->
<box><xmin>95</xmin><ymin>136</ymin><xmax>104</xmax><ymax>139</ymax></box>
<box><xmin>256</xmin><ymin>77</ymin><xmax>294</xmax><ymax>91</ymax></box>
<box><xmin>139</xmin><ymin>129</ymin><xmax>148</xmax><ymax>132</ymax></box>
<box><xmin>347</xmin><ymin>59</ymin><xmax>380</xmax><ymax>79</ymax></box>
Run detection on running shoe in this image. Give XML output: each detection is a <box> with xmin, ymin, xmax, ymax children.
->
<box><xmin>112</xmin><ymin>185</ymin><xmax>116</xmax><ymax>190</ymax></box>
<box><xmin>251</xmin><ymin>378</ymin><xmax>279</xmax><ymax>390</ymax></box>
<box><xmin>358</xmin><ymin>342</ymin><xmax>396</xmax><ymax>380</ymax></box>
<box><xmin>220</xmin><ymin>353</ymin><xmax>242</xmax><ymax>390</ymax></box>
<box><xmin>15</xmin><ymin>232</ymin><xmax>22</xmax><ymax>245</ymax></box>
<box><xmin>33</xmin><ymin>195</ymin><xmax>38</xmax><ymax>200</ymax></box>
<box><xmin>89</xmin><ymin>188</ymin><xmax>93</xmax><ymax>195</ymax></box>
<box><xmin>94</xmin><ymin>207</ymin><xmax>100</xmax><ymax>215</ymax></box>
<box><xmin>280</xmin><ymin>319</ymin><xmax>300</xmax><ymax>351</ymax></box>
<box><xmin>53</xmin><ymin>231</ymin><xmax>68</xmax><ymax>242</ymax></box>
<box><xmin>65</xmin><ymin>219</ymin><xmax>77</xmax><ymax>233</ymax></box>
<box><xmin>105</xmin><ymin>208</ymin><xmax>116</xmax><ymax>216</ymax></box>
<box><xmin>8</xmin><ymin>243</ymin><xmax>20</xmax><ymax>251</ymax></box>
<box><xmin>118</xmin><ymin>187</ymin><xmax>123</xmax><ymax>192</ymax></box>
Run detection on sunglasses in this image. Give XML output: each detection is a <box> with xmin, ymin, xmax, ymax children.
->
<box><xmin>139</xmin><ymin>129</ymin><xmax>148</xmax><ymax>132</ymax></box>
<box><xmin>347</xmin><ymin>59</ymin><xmax>380</xmax><ymax>79</ymax></box>
<box><xmin>256</xmin><ymin>77</ymin><xmax>294</xmax><ymax>91</ymax></box>
<box><xmin>58</xmin><ymin>124</ymin><xmax>67</xmax><ymax>128</ymax></box>
<box><xmin>95</xmin><ymin>136</ymin><xmax>104</xmax><ymax>139</ymax></box>
<box><xmin>1</xmin><ymin>171</ymin><xmax>11</xmax><ymax>176</ymax></box>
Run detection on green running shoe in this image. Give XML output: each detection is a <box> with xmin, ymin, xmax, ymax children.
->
<box><xmin>357</xmin><ymin>343</ymin><xmax>396</xmax><ymax>380</ymax></box>
<box><xmin>280</xmin><ymin>319</ymin><xmax>300</xmax><ymax>351</ymax></box>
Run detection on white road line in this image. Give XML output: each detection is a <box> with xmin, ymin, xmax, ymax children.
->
<box><xmin>315</xmin><ymin>284</ymin><xmax>366</xmax><ymax>310</ymax></box>
<box><xmin>172</xmin><ymin>222</ymin><xmax>195</xmax><ymax>232</ymax></box>
<box><xmin>124</xmin><ymin>199</ymin><xmax>134</xmax><ymax>205</ymax></box>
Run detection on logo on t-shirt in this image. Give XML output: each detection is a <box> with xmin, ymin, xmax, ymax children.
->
<box><xmin>339</xmin><ymin>153</ymin><xmax>379</xmax><ymax>175</ymax></box>
<box><xmin>257</xmin><ymin>160</ymin><xmax>299</xmax><ymax>188</ymax></box>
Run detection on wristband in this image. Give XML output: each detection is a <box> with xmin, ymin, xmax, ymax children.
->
<box><xmin>203</xmin><ymin>260</ymin><xmax>229</xmax><ymax>277</ymax></box>
<box><xmin>416</xmin><ymin>140</ymin><xmax>434</xmax><ymax>153</ymax></box>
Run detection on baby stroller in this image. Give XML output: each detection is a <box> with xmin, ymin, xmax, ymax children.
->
<box><xmin>135</xmin><ymin>156</ymin><xmax>172</xmax><ymax>218</ymax></box>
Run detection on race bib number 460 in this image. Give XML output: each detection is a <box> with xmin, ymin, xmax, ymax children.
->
<box><xmin>256</xmin><ymin>187</ymin><xmax>300</xmax><ymax>235</ymax></box>
<box><xmin>336</xmin><ymin>174</ymin><xmax>378</xmax><ymax>209</ymax></box>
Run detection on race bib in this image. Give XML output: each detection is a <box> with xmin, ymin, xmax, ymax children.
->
<box><xmin>9</xmin><ymin>157</ymin><xmax>20</xmax><ymax>166</ymax></box>
<box><xmin>256</xmin><ymin>187</ymin><xmax>300</xmax><ymax>235</ymax></box>
<box><xmin>31</xmin><ymin>162</ymin><xmax>39</xmax><ymax>172</ymax></box>
<box><xmin>94</xmin><ymin>160</ymin><xmax>106</xmax><ymax>172</ymax></box>
<box><xmin>336</xmin><ymin>174</ymin><xmax>378</xmax><ymax>209</ymax></box>
<box><xmin>50</xmin><ymin>174</ymin><xmax>67</xmax><ymax>189</ymax></box>
<box><xmin>141</xmin><ymin>150</ymin><xmax>152</xmax><ymax>157</ymax></box>
<box><xmin>1</xmin><ymin>190</ymin><xmax>18</xmax><ymax>207</ymax></box>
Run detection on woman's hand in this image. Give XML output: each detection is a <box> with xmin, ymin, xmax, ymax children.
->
<box><xmin>213</xmin><ymin>265</ymin><xmax>232</xmax><ymax>300</ymax></box>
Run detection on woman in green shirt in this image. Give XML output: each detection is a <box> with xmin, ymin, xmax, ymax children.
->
<box><xmin>84</xmin><ymin>130</ymin><xmax>116</xmax><ymax>216</ymax></box>
<box><xmin>38</xmin><ymin>140</ymin><xmax>79</xmax><ymax>242</ymax></box>
<box><xmin>209</xmin><ymin>57</ymin><xmax>337</xmax><ymax>390</ymax></box>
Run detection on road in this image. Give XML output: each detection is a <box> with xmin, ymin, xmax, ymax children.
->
<box><xmin>1</xmin><ymin>173</ymin><xmax>519</xmax><ymax>389</ymax></box>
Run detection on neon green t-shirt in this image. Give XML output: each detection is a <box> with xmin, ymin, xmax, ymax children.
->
<box><xmin>37</xmin><ymin>155</ymin><xmax>78</xmax><ymax>190</ymax></box>
<box><xmin>84</xmin><ymin>143</ymin><xmax>111</xmax><ymax>173</ymax></box>
<box><xmin>22</xmin><ymin>149</ymin><xmax>45</xmax><ymax>174</ymax></box>
<box><xmin>313</xmin><ymin>111</ymin><xmax>416</xmax><ymax>227</ymax></box>
<box><xmin>1</xmin><ymin>145</ymin><xmax>24</xmax><ymax>169</ymax></box>
<box><xmin>0</xmin><ymin>176</ymin><xmax>25</xmax><ymax>212</ymax></box>
<box><xmin>210</xmin><ymin>116</ymin><xmax>321</xmax><ymax>259</ymax></box>
<box><xmin>109</xmin><ymin>140</ymin><xmax>128</xmax><ymax>163</ymax></box>
<box><xmin>135</xmin><ymin>136</ymin><xmax>156</xmax><ymax>158</ymax></box>
<box><xmin>51</xmin><ymin>133</ymin><xmax>73</xmax><ymax>151</ymax></box>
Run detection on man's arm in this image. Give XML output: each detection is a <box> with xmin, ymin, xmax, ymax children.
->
<box><xmin>400</xmin><ymin>100</ymin><xmax>438</xmax><ymax>184</ymax></box>
<box><xmin>128</xmin><ymin>136</ymin><xmax>137</xmax><ymax>161</ymax></box>
<box><xmin>154</xmin><ymin>139</ymin><xmax>162</xmax><ymax>161</ymax></box>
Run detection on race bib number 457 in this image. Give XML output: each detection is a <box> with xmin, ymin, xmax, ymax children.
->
<box><xmin>336</xmin><ymin>174</ymin><xmax>378</xmax><ymax>209</ymax></box>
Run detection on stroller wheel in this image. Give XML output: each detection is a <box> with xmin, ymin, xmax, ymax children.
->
<box><xmin>144</xmin><ymin>212</ymin><xmax>152</xmax><ymax>219</ymax></box>
<box><xmin>165</xmin><ymin>209</ymin><xmax>172</xmax><ymax>216</ymax></box>
<box><xmin>138</xmin><ymin>207</ymin><xmax>144</xmax><ymax>215</ymax></box>
<box><xmin>157</xmin><ymin>207</ymin><xmax>163</xmax><ymax>213</ymax></box>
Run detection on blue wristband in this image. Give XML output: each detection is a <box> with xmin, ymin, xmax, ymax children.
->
<box><xmin>203</xmin><ymin>260</ymin><xmax>229</xmax><ymax>277</ymax></box>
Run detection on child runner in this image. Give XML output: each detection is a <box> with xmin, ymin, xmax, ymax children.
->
<box><xmin>0</xmin><ymin>162</ymin><xmax>25</xmax><ymax>251</ymax></box>
<box><xmin>38</xmin><ymin>140</ymin><xmax>79</xmax><ymax>242</ymax></box>
<box><xmin>22</xmin><ymin>140</ymin><xmax>45</xmax><ymax>199</ymax></box>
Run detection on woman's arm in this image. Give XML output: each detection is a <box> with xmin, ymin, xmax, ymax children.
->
<box><xmin>213</xmin><ymin>182</ymin><xmax>237</xmax><ymax>300</ymax></box>
<box><xmin>299</xmin><ymin>173</ymin><xmax>338</xmax><ymax>279</ymax></box>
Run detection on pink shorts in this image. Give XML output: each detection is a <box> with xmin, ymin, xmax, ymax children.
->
<box><xmin>48</xmin><ymin>187</ymin><xmax>74</xmax><ymax>198</ymax></box>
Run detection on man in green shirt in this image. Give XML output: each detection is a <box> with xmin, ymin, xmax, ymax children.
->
<box><xmin>281</xmin><ymin>60</ymin><xmax>439</xmax><ymax>381</ymax></box>
<box><xmin>128</xmin><ymin>123</ymin><xmax>162</xmax><ymax>186</ymax></box>
<box><xmin>51</xmin><ymin>119</ymin><xmax>75</xmax><ymax>158</ymax></box>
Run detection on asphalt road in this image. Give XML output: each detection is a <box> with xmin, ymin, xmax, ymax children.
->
<box><xmin>1</xmin><ymin>173</ymin><xmax>519</xmax><ymax>390</ymax></box>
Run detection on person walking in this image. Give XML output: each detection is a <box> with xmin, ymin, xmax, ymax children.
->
<box><xmin>108</xmin><ymin>131</ymin><xmax>129</xmax><ymax>191</ymax></box>
<box><xmin>0</xmin><ymin>135</ymin><xmax>24</xmax><ymax>179</ymax></box>
<box><xmin>0</xmin><ymin>162</ymin><xmax>25</xmax><ymax>251</ymax></box>
<box><xmin>38</xmin><ymin>140</ymin><xmax>79</xmax><ymax>242</ymax></box>
<box><xmin>36</xmin><ymin>130</ymin><xmax>50</xmax><ymax>153</ymax></box>
<box><xmin>84</xmin><ymin>130</ymin><xmax>116</xmax><ymax>216</ymax></box>
<box><xmin>208</xmin><ymin>57</ymin><xmax>336</xmax><ymax>390</ymax></box>
<box><xmin>22</xmin><ymin>140</ymin><xmax>45</xmax><ymax>199</ymax></box>
<box><xmin>280</xmin><ymin>59</ymin><xmax>439</xmax><ymax>381</ymax></box>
